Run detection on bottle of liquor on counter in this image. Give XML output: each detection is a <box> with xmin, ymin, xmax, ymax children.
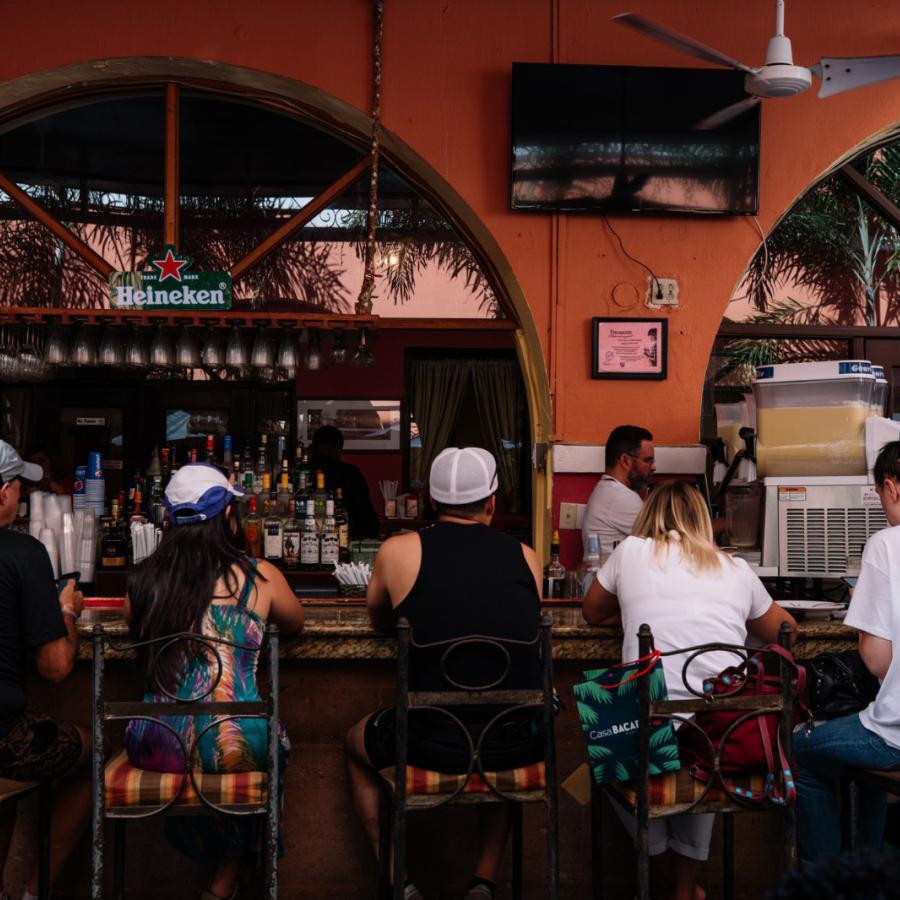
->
<box><xmin>160</xmin><ymin>446</ymin><xmax>171</xmax><ymax>488</ymax></box>
<box><xmin>261</xmin><ymin>473</ymin><xmax>272</xmax><ymax>514</ymax></box>
<box><xmin>100</xmin><ymin>501</ymin><xmax>128</xmax><ymax>569</ymax></box>
<box><xmin>241</xmin><ymin>443</ymin><xmax>253</xmax><ymax>475</ymax></box>
<box><xmin>189</xmin><ymin>447</ymin><xmax>198</xmax><ymax>465</ymax></box>
<box><xmin>334</xmin><ymin>487</ymin><xmax>350</xmax><ymax>563</ymax></box>
<box><xmin>277</xmin><ymin>466</ymin><xmax>293</xmax><ymax>516</ymax></box>
<box><xmin>282</xmin><ymin>500</ymin><xmax>301</xmax><ymax>567</ymax></box>
<box><xmin>148</xmin><ymin>474</ymin><xmax>165</xmax><ymax>527</ymax></box>
<box><xmin>146</xmin><ymin>446</ymin><xmax>161</xmax><ymax>479</ymax></box>
<box><xmin>313</xmin><ymin>471</ymin><xmax>327</xmax><ymax>529</ymax></box>
<box><xmin>241</xmin><ymin>471</ymin><xmax>254</xmax><ymax>515</ymax></box>
<box><xmin>320</xmin><ymin>499</ymin><xmax>339</xmax><ymax>568</ymax></box>
<box><xmin>576</xmin><ymin>532</ymin><xmax>602</xmax><ymax>597</ymax></box>
<box><xmin>263</xmin><ymin>499</ymin><xmax>284</xmax><ymax>562</ymax></box>
<box><xmin>300</xmin><ymin>499</ymin><xmax>319</xmax><ymax>568</ymax></box>
<box><xmin>205</xmin><ymin>434</ymin><xmax>216</xmax><ymax>466</ymax></box>
<box><xmin>542</xmin><ymin>530</ymin><xmax>567</xmax><ymax>598</ymax></box>
<box><xmin>222</xmin><ymin>434</ymin><xmax>234</xmax><ymax>470</ymax></box>
<box><xmin>292</xmin><ymin>443</ymin><xmax>305</xmax><ymax>493</ymax></box>
<box><xmin>254</xmin><ymin>435</ymin><xmax>268</xmax><ymax>495</ymax></box>
<box><xmin>244</xmin><ymin>496</ymin><xmax>262</xmax><ymax>557</ymax></box>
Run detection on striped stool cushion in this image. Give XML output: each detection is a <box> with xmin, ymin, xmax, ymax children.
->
<box><xmin>607</xmin><ymin>767</ymin><xmax>767</xmax><ymax>809</ymax></box>
<box><xmin>105</xmin><ymin>751</ymin><xmax>268</xmax><ymax>808</ymax></box>
<box><xmin>380</xmin><ymin>761</ymin><xmax>545</xmax><ymax>795</ymax></box>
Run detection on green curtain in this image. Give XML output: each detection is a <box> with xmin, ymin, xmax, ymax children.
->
<box><xmin>409</xmin><ymin>358</ymin><xmax>472</xmax><ymax>486</ymax></box>
<box><xmin>471</xmin><ymin>359</ymin><xmax>522</xmax><ymax>512</ymax></box>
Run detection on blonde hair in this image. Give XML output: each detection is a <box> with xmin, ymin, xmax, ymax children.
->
<box><xmin>631</xmin><ymin>481</ymin><xmax>725</xmax><ymax>574</ymax></box>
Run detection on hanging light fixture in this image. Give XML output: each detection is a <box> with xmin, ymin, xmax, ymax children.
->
<box><xmin>250</xmin><ymin>328</ymin><xmax>274</xmax><ymax>368</ymax></box>
<box><xmin>350</xmin><ymin>328</ymin><xmax>375</xmax><ymax>368</ymax></box>
<box><xmin>276</xmin><ymin>329</ymin><xmax>298</xmax><ymax>370</ymax></box>
<box><xmin>98</xmin><ymin>326</ymin><xmax>125</xmax><ymax>366</ymax></box>
<box><xmin>304</xmin><ymin>329</ymin><xmax>323</xmax><ymax>371</ymax></box>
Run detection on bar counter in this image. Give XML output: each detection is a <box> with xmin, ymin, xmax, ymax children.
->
<box><xmin>76</xmin><ymin>599</ymin><xmax>857</xmax><ymax>659</ymax></box>
<box><xmin>26</xmin><ymin>602</ymin><xmax>856</xmax><ymax>899</ymax></box>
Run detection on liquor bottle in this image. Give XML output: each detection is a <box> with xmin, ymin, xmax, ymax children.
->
<box><xmin>542</xmin><ymin>530</ymin><xmax>567</xmax><ymax>598</ymax></box>
<box><xmin>240</xmin><ymin>471</ymin><xmax>254</xmax><ymax>516</ymax></box>
<box><xmin>189</xmin><ymin>448</ymin><xmax>198</xmax><ymax>465</ymax></box>
<box><xmin>100</xmin><ymin>501</ymin><xmax>128</xmax><ymax>569</ymax></box>
<box><xmin>146</xmin><ymin>446</ymin><xmax>161</xmax><ymax>479</ymax></box>
<box><xmin>261</xmin><ymin>473</ymin><xmax>272</xmax><ymax>514</ymax></box>
<box><xmin>291</xmin><ymin>443</ymin><xmax>304</xmax><ymax>493</ymax></box>
<box><xmin>129</xmin><ymin>490</ymin><xmax>147</xmax><ymax>526</ymax></box>
<box><xmin>320</xmin><ymin>499</ymin><xmax>339</xmax><ymax>568</ymax></box>
<box><xmin>231</xmin><ymin>459</ymin><xmax>241</xmax><ymax>488</ymax></box>
<box><xmin>160</xmin><ymin>446</ymin><xmax>171</xmax><ymax>488</ymax></box>
<box><xmin>148</xmin><ymin>475</ymin><xmax>165</xmax><ymax>527</ymax></box>
<box><xmin>268</xmin><ymin>476</ymin><xmax>279</xmax><ymax>520</ymax></box>
<box><xmin>244</xmin><ymin>496</ymin><xmax>262</xmax><ymax>557</ymax></box>
<box><xmin>254</xmin><ymin>435</ymin><xmax>268</xmax><ymax>495</ymax></box>
<box><xmin>241</xmin><ymin>443</ymin><xmax>253</xmax><ymax>475</ymax></box>
<box><xmin>313</xmin><ymin>470</ymin><xmax>327</xmax><ymax>529</ymax></box>
<box><xmin>205</xmin><ymin>434</ymin><xmax>216</xmax><ymax>466</ymax></box>
<box><xmin>222</xmin><ymin>434</ymin><xmax>234</xmax><ymax>470</ymax></box>
<box><xmin>263</xmin><ymin>501</ymin><xmax>284</xmax><ymax>563</ymax></box>
<box><xmin>294</xmin><ymin>451</ymin><xmax>310</xmax><ymax>507</ymax></box>
<box><xmin>576</xmin><ymin>532</ymin><xmax>602</xmax><ymax>597</ymax></box>
<box><xmin>168</xmin><ymin>445</ymin><xmax>179</xmax><ymax>477</ymax></box>
<box><xmin>282</xmin><ymin>500</ymin><xmax>301</xmax><ymax>567</ymax></box>
<box><xmin>300</xmin><ymin>499</ymin><xmax>319</xmax><ymax>568</ymax></box>
<box><xmin>334</xmin><ymin>487</ymin><xmax>350</xmax><ymax>563</ymax></box>
<box><xmin>277</xmin><ymin>467</ymin><xmax>293</xmax><ymax>516</ymax></box>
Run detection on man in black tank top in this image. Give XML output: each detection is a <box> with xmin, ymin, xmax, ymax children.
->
<box><xmin>345</xmin><ymin>447</ymin><xmax>545</xmax><ymax>900</ymax></box>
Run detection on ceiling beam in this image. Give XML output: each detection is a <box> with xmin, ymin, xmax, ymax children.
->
<box><xmin>837</xmin><ymin>163</ymin><xmax>900</xmax><ymax>232</ymax></box>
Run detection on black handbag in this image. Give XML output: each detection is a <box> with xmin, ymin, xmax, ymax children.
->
<box><xmin>802</xmin><ymin>651</ymin><xmax>879</xmax><ymax>719</ymax></box>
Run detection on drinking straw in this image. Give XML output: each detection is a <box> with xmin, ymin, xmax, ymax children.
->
<box><xmin>39</xmin><ymin>528</ymin><xmax>59</xmax><ymax>579</ymax></box>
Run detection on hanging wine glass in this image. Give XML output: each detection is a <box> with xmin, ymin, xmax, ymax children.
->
<box><xmin>330</xmin><ymin>330</ymin><xmax>348</xmax><ymax>366</ymax></box>
<box><xmin>304</xmin><ymin>329</ymin><xmax>323</xmax><ymax>371</ymax></box>
<box><xmin>276</xmin><ymin>329</ymin><xmax>298</xmax><ymax>370</ymax></box>
<box><xmin>45</xmin><ymin>324</ymin><xmax>69</xmax><ymax>366</ymax></box>
<box><xmin>175</xmin><ymin>329</ymin><xmax>201</xmax><ymax>368</ymax></box>
<box><xmin>125</xmin><ymin>328</ymin><xmax>148</xmax><ymax>368</ymax></box>
<box><xmin>225</xmin><ymin>327</ymin><xmax>247</xmax><ymax>370</ymax></box>
<box><xmin>350</xmin><ymin>328</ymin><xmax>375</xmax><ymax>368</ymax></box>
<box><xmin>98</xmin><ymin>325</ymin><xmax>125</xmax><ymax>366</ymax></box>
<box><xmin>149</xmin><ymin>326</ymin><xmax>174</xmax><ymax>368</ymax></box>
<box><xmin>71</xmin><ymin>322</ymin><xmax>98</xmax><ymax>367</ymax></box>
<box><xmin>250</xmin><ymin>328</ymin><xmax>274</xmax><ymax>368</ymax></box>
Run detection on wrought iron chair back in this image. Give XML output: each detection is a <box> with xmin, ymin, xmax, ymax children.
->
<box><xmin>593</xmin><ymin>621</ymin><xmax>797</xmax><ymax>900</ymax></box>
<box><xmin>90</xmin><ymin>623</ymin><xmax>279</xmax><ymax>900</ymax></box>
<box><xmin>380</xmin><ymin>613</ymin><xmax>559</xmax><ymax>900</ymax></box>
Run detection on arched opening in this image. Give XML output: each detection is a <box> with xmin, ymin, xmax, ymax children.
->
<box><xmin>0</xmin><ymin>58</ymin><xmax>552</xmax><ymax>551</ymax></box>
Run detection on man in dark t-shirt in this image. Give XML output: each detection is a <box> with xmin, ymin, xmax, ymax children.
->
<box><xmin>0</xmin><ymin>440</ymin><xmax>89</xmax><ymax>900</ymax></box>
<box><xmin>345</xmin><ymin>447</ymin><xmax>544</xmax><ymax>900</ymax></box>
<box><xmin>309</xmin><ymin>425</ymin><xmax>379</xmax><ymax>538</ymax></box>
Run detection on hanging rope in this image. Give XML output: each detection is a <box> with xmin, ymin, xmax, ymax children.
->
<box><xmin>355</xmin><ymin>0</ymin><xmax>384</xmax><ymax>315</ymax></box>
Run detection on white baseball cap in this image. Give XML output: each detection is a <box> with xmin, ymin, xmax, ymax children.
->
<box><xmin>0</xmin><ymin>440</ymin><xmax>42</xmax><ymax>484</ymax></box>
<box><xmin>429</xmin><ymin>447</ymin><xmax>498</xmax><ymax>505</ymax></box>
<box><xmin>164</xmin><ymin>463</ymin><xmax>243</xmax><ymax>525</ymax></box>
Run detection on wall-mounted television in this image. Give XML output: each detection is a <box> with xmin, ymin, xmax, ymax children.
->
<box><xmin>511</xmin><ymin>63</ymin><xmax>760</xmax><ymax>215</ymax></box>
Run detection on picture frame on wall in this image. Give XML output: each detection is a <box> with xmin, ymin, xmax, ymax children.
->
<box><xmin>297</xmin><ymin>399</ymin><xmax>402</xmax><ymax>452</ymax></box>
<box><xmin>591</xmin><ymin>317</ymin><xmax>668</xmax><ymax>380</ymax></box>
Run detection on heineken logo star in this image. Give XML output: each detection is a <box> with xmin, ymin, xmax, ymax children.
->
<box><xmin>152</xmin><ymin>248</ymin><xmax>189</xmax><ymax>282</ymax></box>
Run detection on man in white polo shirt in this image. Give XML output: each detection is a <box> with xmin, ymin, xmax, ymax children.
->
<box><xmin>581</xmin><ymin>425</ymin><xmax>655</xmax><ymax>558</ymax></box>
<box><xmin>794</xmin><ymin>440</ymin><xmax>900</xmax><ymax>863</ymax></box>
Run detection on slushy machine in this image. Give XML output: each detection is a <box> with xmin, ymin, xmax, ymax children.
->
<box><xmin>717</xmin><ymin>361</ymin><xmax>899</xmax><ymax>579</ymax></box>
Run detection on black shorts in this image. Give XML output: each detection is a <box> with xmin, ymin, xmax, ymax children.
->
<box><xmin>363</xmin><ymin>706</ymin><xmax>545</xmax><ymax>774</ymax></box>
<box><xmin>0</xmin><ymin>710</ymin><xmax>82</xmax><ymax>782</ymax></box>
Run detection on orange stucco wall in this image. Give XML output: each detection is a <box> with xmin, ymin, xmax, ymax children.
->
<box><xmin>4</xmin><ymin>0</ymin><xmax>900</xmax><ymax>443</ymax></box>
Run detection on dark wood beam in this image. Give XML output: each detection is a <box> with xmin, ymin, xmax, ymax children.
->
<box><xmin>229</xmin><ymin>156</ymin><xmax>371</xmax><ymax>282</ymax></box>
<box><xmin>0</xmin><ymin>170</ymin><xmax>113</xmax><ymax>278</ymax></box>
<box><xmin>164</xmin><ymin>83</ymin><xmax>180</xmax><ymax>247</ymax></box>
<box><xmin>837</xmin><ymin>163</ymin><xmax>900</xmax><ymax>232</ymax></box>
<box><xmin>717</xmin><ymin>322</ymin><xmax>899</xmax><ymax>339</ymax></box>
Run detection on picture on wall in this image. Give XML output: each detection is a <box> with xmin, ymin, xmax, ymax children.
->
<box><xmin>297</xmin><ymin>399</ymin><xmax>402</xmax><ymax>451</ymax></box>
<box><xmin>591</xmin><ymin>317</ymin><xmax>668</xmax><ymax>380</ymax></box>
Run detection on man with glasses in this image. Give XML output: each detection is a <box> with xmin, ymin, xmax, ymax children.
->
<box><xmin>0</xmin><ymin>440</ymin><xmax>89</xmax><ymax>900</ymax></box>
<box><xmin>581</xmin><ymin>425</ymin><xmax>655</xmax><ymax>562</ymax></box>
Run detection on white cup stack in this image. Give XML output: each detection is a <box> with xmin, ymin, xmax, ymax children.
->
<box><xmin>39</xmin><ymin>528</ymin><xmax>60</xmax><ymax>580</ymax></box>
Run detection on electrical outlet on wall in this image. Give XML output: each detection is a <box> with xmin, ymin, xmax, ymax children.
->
<box><xmin>647</xmin><ymin>276</ymin><xmax>679</xmax><ymax>307</ymax></box>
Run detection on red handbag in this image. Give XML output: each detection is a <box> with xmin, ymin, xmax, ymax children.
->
<box><xmin>677</xmin><ymin>644</ymin><xmax>806</xmax><ymax>806</ymax></box>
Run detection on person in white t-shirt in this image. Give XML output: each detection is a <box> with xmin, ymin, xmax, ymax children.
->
<box><xmin>581</xmin><ymin>425</ymin><xmax>655</xmax><ymax>559</ymax></box>
<box><xmin>583</xmin><ymin>481</ymin><xmax>795</xmax><ymax>900</ymax></box>
<box><xmin>793</xmin><ymin>440</ymin><xmax>900</xmax><ymax>864</ymax></box>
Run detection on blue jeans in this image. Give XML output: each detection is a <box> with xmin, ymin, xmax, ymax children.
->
<box><xmin>794</xmin><ymin>713</ymin><xmax>900</xmax><ymax>864</ymax></box>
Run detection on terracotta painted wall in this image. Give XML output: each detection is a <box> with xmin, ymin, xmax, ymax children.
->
<box><xmin>3</xmin><ymin>0</ymin><xmax>900</xmax><ymax>447</ymax></box>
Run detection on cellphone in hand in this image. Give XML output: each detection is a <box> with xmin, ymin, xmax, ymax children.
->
<box><xmin>56</xmin><ymin>571</ymin><xmax>80</xmax><ymax>594</ymax></box>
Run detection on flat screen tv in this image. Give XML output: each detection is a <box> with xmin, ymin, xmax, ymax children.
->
<box><xmin>511</xmin><ymin>63</ymin><xmax>760</xmax><ymax>215</ymax></box>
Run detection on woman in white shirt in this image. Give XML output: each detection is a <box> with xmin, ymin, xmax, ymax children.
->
<box><xmin>583</xmin><ymin>481</ymin><xmax>795</xmax><ymax>900</ymax></box>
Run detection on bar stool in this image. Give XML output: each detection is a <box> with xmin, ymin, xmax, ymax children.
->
<box><xmin>377</xmin><ymin>614</ymin><xmax>559</xmax><ymax>900</ymax></box>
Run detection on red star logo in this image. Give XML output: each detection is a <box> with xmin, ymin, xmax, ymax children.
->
<box><xmin>152</xmin><ymin>248</ymin><xmax>188</xmax><ymax>282</ymax></box>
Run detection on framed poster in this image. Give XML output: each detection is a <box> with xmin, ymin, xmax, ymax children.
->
<box><xmin>297</xmin><ymin>399</ymin><xmax>402</xmax><ymax>451</ymax></box>
<box><xmin>591</xmin><ymin>317</ymin><xmax>668</xmax><ymax>380</ymax></box>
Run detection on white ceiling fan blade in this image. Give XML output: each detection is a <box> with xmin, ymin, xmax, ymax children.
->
<box><xmin>613</xmin><ymin>12</ymin><xmax>758</xmax><ymax>75</ymax></box>
<box><xmin>694</xmin><ymin>96</ymin><xmax>762</xmax><ymax>130</ymax></box>
<box><xmin>812</xmin><ymin>55</ymin><xmax>900</xmax><ymax>98</ymax></box>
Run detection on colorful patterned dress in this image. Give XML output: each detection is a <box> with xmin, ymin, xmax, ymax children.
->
<box><xmin>125</xmin><ymin>560</ymin><xmax>285</xmax><ymax>861</ymax></box>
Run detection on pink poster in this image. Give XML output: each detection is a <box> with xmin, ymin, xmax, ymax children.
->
<box><xmin>591</xmin><ymin>318</ymin><xmax>667</xmax><ymax>380</ymax></box>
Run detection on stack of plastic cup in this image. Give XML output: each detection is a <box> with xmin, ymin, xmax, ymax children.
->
<box><xmin>83</xmin><ymin>452</ymin><xmax>106</xmax><ymax>518</ymax></box>
<box><xmin>72</xmin><ymin>466</ymin><xmax>86</xmax><ymax>512</ymax></box>
<box><xmin>78</xmin><ymin>513</ymin><xmax>96</xmax><ymax>583</ymax></box>
<box><xmin>28</xmin><ymin>490</ymin><xmax>45</xmax><ymax>539</ymax></box>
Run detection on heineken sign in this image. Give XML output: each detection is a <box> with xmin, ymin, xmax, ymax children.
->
<box><xmin>109</xmin><ymin>247</ymin><xmax>232</xmax><ymax>310</ymax></box>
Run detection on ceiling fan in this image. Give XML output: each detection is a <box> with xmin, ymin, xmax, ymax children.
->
<box><xmin>613</xmin><ymin>0</ymin><xmax>900</xmax><ymax>128</ymax></box>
